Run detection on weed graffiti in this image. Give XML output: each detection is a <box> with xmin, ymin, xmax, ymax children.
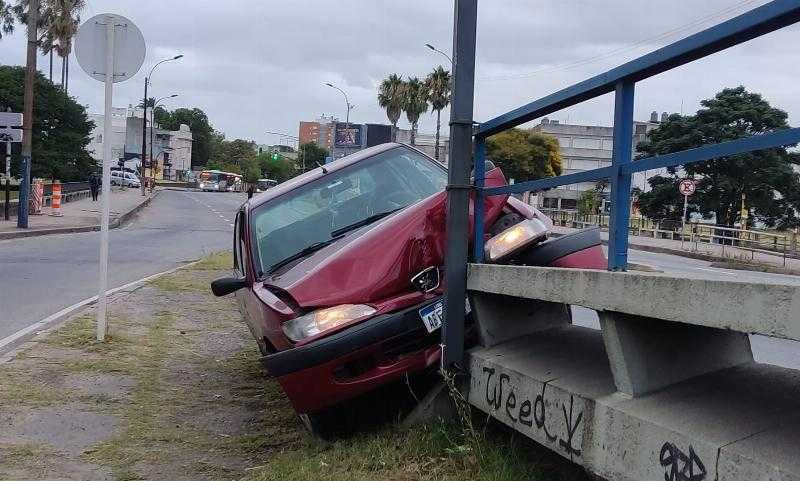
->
<box><xmin>659</xmin><ymin>442</ymin><xmax>707</xmax><ymax>481</ymax></box>
<box><xmin>482</xmin><ymin>367</ymin><xmax>583</xmax><ymax>457</ymax></box>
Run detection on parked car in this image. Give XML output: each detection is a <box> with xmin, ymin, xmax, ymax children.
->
<box><xmin>212</xmin><ymin>143</ymin><xmax>606</xmax><ymax>435</ymax></box>
<box><xmin>110</xmin><ymin>170</ymin><xmax>141</xmax><ymax>188</ymax></box>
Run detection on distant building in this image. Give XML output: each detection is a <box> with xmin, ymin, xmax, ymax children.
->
<box><xmin>297</xmin><ymin>116</ymin><xmax>449</xmax><ymax>164</ymax></box>
<box><xmin>529</xmin><ymin>113</ymin><xmax>666</xmax><ymax>210</ymax></box>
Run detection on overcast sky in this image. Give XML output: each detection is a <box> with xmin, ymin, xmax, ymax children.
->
<box><xmin>1</xmin><ymin>0</ymin><xmax>798</xmax><ymax>145</ymax></box>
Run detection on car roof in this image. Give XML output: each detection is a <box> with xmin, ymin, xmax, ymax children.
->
<box><xmin>244</xmin><ymin>143</ymin><xmax>429</xmax><ymax>211</ymax></box>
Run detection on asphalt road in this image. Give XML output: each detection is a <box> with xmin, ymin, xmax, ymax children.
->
<box><xmin>2</xmin><ymin>193</ymin><xmax>798</xmax><ymax>368</ymax></box>
<box><xmin>0</xmin><ymin>190</ymin><xmax>243</xmax><ymax>341</ymax></box>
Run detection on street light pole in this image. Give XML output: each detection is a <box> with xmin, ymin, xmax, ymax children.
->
<box><xmin>325</xmin><ymin>83</ymin><xmax>353</xmax><ymax>159</ymax></box>
<box><xmin>425</xmin><ymin>43</ymin><xmax>453</xmax><ymax>65</ymax></box>
<box><xmin>140</xmin><ymin>55</ymin><xmax>182</xmax><ymax>195</ymax></box>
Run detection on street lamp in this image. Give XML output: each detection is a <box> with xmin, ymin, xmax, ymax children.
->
<box><xmin>265</xmin><ymin>130</ymin><xmax>304</xmax><ymax>172</ymax></box>
<box><xmin>325</xmin><ymin>83</ymin><xmax>354</xmax><ymax>160</ymax></box>
<box><xmin>425</xmin><ymin>43</ymin><xmax>453</xmax><ymax>65</ymax></box>
<box><xmin>140</xmin><ymin>54</ymin><xmax>183</xmax><ymax>195</ymax></box>
<box><xmin>149</xmin><ymin>94</ymin><xmax>178</xmax><ymax>190</ymax></box>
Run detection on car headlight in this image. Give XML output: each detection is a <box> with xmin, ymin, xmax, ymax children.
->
<box><xmin>282</xmin><ymin>304</ymin><xmax>377</xmax><ymax>342</ymax></box>
<box><xmin>484</xmin><ymin>218</ymin><xmax>549</xmax><ymax>262</ymax></box>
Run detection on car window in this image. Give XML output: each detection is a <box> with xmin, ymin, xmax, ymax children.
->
<box><xmin>250</xmin><ymin>146</ymin><xmax>447</xmax><ymax>276</ymax></box>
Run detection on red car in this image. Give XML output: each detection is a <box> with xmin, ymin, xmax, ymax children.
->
<box><xmin>212</xmin><ymin>143</ymin><xmax>605</xmax><ymax>433</ymax></box>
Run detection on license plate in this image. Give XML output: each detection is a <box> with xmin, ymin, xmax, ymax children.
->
<box><xmin>419</xmin><ymin>300</ymin><xmax>444</xmax><ymax>333</ymax></box>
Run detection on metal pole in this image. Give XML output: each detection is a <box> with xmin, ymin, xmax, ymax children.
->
<box><xmin>140</xmin><ymin>76</ymin><xmax>148</xmax><ymax>196</ymax></box>
<box><xmin>681</xmin><ymin>193</ymin><xmax>688</xmax><ymax>249</ymax></box>
<box><xmin>442</xmin><ymin>0</ymin><xmax>477</xmax><ymax>368</ymax></box>
<box><xmin>18</xmin><ymin>0</ymin><xmax>38</xmax><ymax>229</ymax></box>
<box><xmin>97</xmin><ymin>19</ymin><xmax>115</xmax><ymax>342</ymax></box>
<box><xmin>4</xmin><ymin>139</ymin><xmax>10</xmax><ymax>221</ymax></box>
<box><xmin>607</xmin><ymin>80</ymin><xmax>635</xmax><ymax>271</ymax></box>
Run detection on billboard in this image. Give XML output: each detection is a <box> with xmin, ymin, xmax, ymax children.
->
<box><xmin>334</xmin><ymin>123</ymin><xmax>363</xmax><ymax>147</ymax></box>
<box><xmin>365</xmin><ymin>124</ymin><xmax>392</xmax><ymax>147</ymax></box>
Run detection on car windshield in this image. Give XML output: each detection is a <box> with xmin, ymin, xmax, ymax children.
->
<box><xmin>250</xmin><ymin>146</ymin><xmax>447</xmax><ymax>276</ymax></box>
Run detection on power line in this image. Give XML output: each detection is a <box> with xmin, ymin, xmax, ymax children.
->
<box><xmin>479</xmin><ymin>0</ymin><xmax>764</xmax><ymax>82</ymax></box>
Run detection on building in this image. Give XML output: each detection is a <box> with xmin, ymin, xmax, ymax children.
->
<box><xmin>298</xmin><ymin>116</ymin><xmax>450</xmax><ymax>164</ymax></box>
<box><xmin>529</xmin><ymin>112</ymin><xmax>667</xmax><ymax>210</ymax></box>
<box><xmin>87</xmin><ymin>106</ymin><xmax>139</xmax><ymax>167</ymax></box>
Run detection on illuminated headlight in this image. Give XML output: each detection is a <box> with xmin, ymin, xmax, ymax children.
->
<box><xmin>282</xmin><ymin>304</ymin><xmax>377</xmax><ymax>342</ymax></box>
<box><xmin>484</xmin><ymin>218</ymin><xmax>549</xmax><ymax>262</ymax></box>
<box><xmin>199</xmin><ymin>182</ymin><xmax>205</xmax><ymax>188</ymax></box>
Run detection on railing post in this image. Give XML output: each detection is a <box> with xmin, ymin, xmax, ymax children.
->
<box><xmin>608</xmin><ymin>80</ymin><xmax>635</xmax><ymax>271</ymax></box>
<box><xmin>442</xmin><ymin>0</ymin><xmax>478</xmax><ymax>368</ymax></box>
<box><xmin>473</xmin><ymin>137</ymin><xmax>486</xmax><ymax>263</ymax></box>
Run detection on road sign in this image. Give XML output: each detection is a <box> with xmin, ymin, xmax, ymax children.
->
<box><xmin>75</xmin><ymin>13</ymin><xmax>146</xmax><ymax>342</ymax></box>
<box><xmin>75</xmin><ymin>14</ymin><xmax>145</xmax><ymax>84</ymax></box>
<box><xmin>0</xmin><ymin>112</ymin><xmax>22</xmax><ymax>127</ymax></box>
<box><xmin>678</xmin><ymin>179</ymin><xmax>696</xmax><ymax>196</ymax></box>
<box><xmin>0</xmin><ymin>128</ymin><xmax>22</xmax><ymax>143</ymax></box>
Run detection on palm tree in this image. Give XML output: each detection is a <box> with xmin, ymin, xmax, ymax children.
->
<box><xmin>0</xmin><ymin>1</ymin><xmax>15</xmax><ymax>39</ymax></box>
<box><xmin>401</xmin><ymin>77</ymin><xmax>428</xmax><ymax>146</ymax></box>
<box><xmin>44</xmin><ymin>0</ymin><xmax>83</xmax><ymax>92</ymax></box>
<box><xmin>424</xmin><ymin>66</ymin><xmax>450</xmax><ymax>161</ymax></box>
<box><xmin>377</xmin><ymin>73</ymin><xmax>403</xmax><ymax>141</ymax></box>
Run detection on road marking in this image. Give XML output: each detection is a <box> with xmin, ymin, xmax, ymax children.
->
<box><xmin>0</xmin><ymin>260</ymin><xmax>201</xmax><ymax>353</ymax></box>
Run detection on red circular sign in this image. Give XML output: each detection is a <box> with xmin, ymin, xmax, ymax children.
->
<box><xmin>678</xmin><ymin>179</ymin><xmax>695</xmax><ymax>196</ymax></box>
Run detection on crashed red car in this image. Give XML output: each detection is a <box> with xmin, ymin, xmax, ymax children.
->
<box><xmin>212</xmin><ymin>143</ymin><xmax>605</xmax><ymax>432</ymax></box>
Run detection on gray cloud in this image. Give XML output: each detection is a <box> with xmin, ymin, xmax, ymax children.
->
<box><xmin>1</xmin><ymin>0</ymin><xmax>797</xmax><ymax>145</ymax></box>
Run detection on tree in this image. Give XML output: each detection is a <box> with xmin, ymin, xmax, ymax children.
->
<box><xmin>0</xmin><ymin>65</ymin><xmax>95</xmax><ymax>180</ymax></box>
<box><xmin>425</xmin><ymin>66</ymin><xmax>450</xmax><ymax>161</ymax></box>
<box><xmin>577</xmin><ymin>190</ymin><xmax>599</xmax><ymax>217</ymax></box>
<box><xmin>486</xmin><ymin>128</ymin><xmax>562</xmax><ymax>183</ymax></box>
<box><xmin>401</xmin><ymin>77</ymin><xmax>428</xmax><ymax>145</ymax></box>
<box><xmin>154</xmin><ymin>107</ymin><xmax>217</xmax><ymax>168</ymax></box>
<box><xmin>636</xmin><ymin>86</ymin><xmax>800</xmax><ymax>228</ymax></box>
<box><xmin>377</xmin><ymin>73</ymin><xmax>403</xmax><ymax>141</ymax></box>
<box><xmin>298</xmin><ymin>141</ymin><xmax>328</xmax><ymax>172</ymax></box>
<box><xmin>0</xmin><ymin>1</ymin><xmax>14</xmax><ymax>39</ymax></box>
<box><xmin>257</xmin><ymin>152</ymin><xmax>294</xmax><ymax>182</ymax></box>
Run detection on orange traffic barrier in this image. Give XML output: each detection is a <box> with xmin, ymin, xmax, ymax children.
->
<box><xmin>49</xmin><ymin>180</ymin><xmax>63</xmax><ymax>216</ymax></box>
<box><xmin>31</xmin><ymin>178</ymin><xmax>44</xmax><ymax>215</ymax></box>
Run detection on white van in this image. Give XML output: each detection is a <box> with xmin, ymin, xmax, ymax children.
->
<box><xmin>110</xmin><ymin>171</ymin><xmax>141</xmax><ymax>188</ymax></box>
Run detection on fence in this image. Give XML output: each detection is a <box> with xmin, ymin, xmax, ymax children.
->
<box><xmin>443</xmin><ymin>0</ymin><xmax>800</xmax><ymax>366</ymax></box>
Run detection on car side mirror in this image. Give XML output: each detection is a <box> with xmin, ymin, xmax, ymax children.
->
<box><xmin>211</xmin><ymin>277</ymin><xmax>248</xmax><ymax>297</ymax></box>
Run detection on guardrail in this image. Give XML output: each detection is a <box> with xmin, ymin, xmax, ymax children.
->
<box><xmin>444</xmin><ymin>0</ymin><xmax>800</xmax><ymax>364</ymax></box>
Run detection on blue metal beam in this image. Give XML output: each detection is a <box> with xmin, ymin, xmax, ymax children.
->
<box><xmin>473</xmin><ymin>139</ymin><xmax>487</xmax><ymax>262</ymax></box>
<box><xmin>625</xmin><ymin>127</ymin><xmax>800</xmax><ymax>174</ymax></box>
<box><xmin>607</xmin><ymin>81</ymin><xmax>635</xmax><ymax>271</ymax></box>
<box><xmin>476</xmin><ymin>0</ymin><xmax>800</xmax><ymax>138</ymax></box>
<box><xmin>483</xmin><ymin>165</ymin><xmax>616</xmax><ymax>196</ymax></box>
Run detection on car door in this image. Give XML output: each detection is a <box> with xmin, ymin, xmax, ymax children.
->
<box><xmin>233</xmin><ymin>209</ymin><xmax>267</xmax><ymax>351</ymax></box>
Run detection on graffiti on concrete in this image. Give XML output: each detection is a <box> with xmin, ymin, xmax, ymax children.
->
<box><xmin>659</xmin><ymin>442</ymin><xmax>707</xmax><ymax>481</ymax></box>
<box><xmin>482</xmin><ymin>366</ymin><xmax>583</xmax><ymax>457</ymax></box>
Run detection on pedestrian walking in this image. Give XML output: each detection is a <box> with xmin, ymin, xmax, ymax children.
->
<box><xmin>89</xmin><ymin>173</ymin><xmax>100</xmax><ymax>201</ymax></box>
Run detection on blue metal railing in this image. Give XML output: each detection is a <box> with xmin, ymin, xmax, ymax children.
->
<box><xmin>471</xmin><ymin>0</ymin><xmax>800</xmax><ymax>271</ymax></box>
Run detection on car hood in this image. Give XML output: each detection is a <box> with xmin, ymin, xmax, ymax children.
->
<box><xmin>263</xmin><ymin>168</ymin><xmax>510</xmax><ymax>308</ymax></box>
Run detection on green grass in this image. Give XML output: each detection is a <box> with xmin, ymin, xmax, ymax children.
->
<box><xmin>191</xmin><ymin>251</ymin><xmax>234</xmax><ymax>271</ymax></box>
<box><xmin>242</xmin><ymin>422</ymin><xmax>549</xmax><ymax>481</ymax></box>
<box><xmin>150</xmin><ymin>272</ymin><xmax>212</xmax><ymax>293</ymax></box>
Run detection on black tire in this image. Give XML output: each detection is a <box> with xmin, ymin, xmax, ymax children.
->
<box><xmin>299</xmin><ymin>410</ymin><xmax>345</xmax><ymax>441</ymax></box>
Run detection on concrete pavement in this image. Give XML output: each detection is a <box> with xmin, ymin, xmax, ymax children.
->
<box><xmin>0</xmin><ymin>187</ymin><xmax>156</xmax><ymax>240</ymax></box>
<box><xmin>0</xmin><ymin>189</ymin><xmax>244</xmax><ymax>343</ymax></box>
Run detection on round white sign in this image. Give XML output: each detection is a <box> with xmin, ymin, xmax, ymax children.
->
<box><xmin>75</xmin><ymin>14</ymin><xmax>145</xmax><ymax>83</ymax></box>
<box><xmin>678</xmin><ymin>179</ymin><xmax>696</xmax><ymax>196</ymax></box>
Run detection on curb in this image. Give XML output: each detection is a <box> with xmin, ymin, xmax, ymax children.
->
<box><xmin>709</xmin><ymin>261</ymin><xmax>800</xmax><ymax>276</ymax></box>
<box><xmin>0</xmin><ymin>190</ymin><xmax>159</xmax><ymax>241</ymax></box>
<box><xmin>0</xmin><ymin>257</ymin><xmax>202</xmax><ymax>360</ymax></box>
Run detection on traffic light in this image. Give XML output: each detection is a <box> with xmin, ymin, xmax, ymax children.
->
<box><xmin>272</xmin><ymin>152</ymin><xmax>279</xmax><ymax>161</ymax></box>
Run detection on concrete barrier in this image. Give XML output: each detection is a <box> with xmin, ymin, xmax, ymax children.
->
<box><xmin>465</xmin><ymin>263</ymin><xmax>800</xmax><ymax>481</ymax></box>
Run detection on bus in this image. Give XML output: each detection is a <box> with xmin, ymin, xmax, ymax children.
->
<box><xmin>198</xmin><ymin>170</ymin><xmax>227</xmax><ymax>191</ymax></box>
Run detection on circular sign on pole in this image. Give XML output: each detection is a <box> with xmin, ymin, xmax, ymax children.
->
<box><xmin>75</xmin><ymin>14</ymin><xmax>145</xmax><ymax>83</ymax></box>
<box><xmin>678</xmin><ymin>179</ymin><xmax>696</xmax><ymax>196</ymax></box>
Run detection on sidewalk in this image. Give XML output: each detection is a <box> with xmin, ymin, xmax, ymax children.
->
<box><xmin>0</xmin><ymin>188</ymin><xmax>156</xmax><ymax>240</ymax></box>
<box><xmin>553</xmin><ymin>225</ymin><xmax>800</xmax><ymax>273</ymax></box>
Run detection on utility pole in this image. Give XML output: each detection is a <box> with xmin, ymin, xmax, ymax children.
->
<box><xmin>140</xmin><ymin>76</ymin><xmax>148</xmax><ymax>195</ymax></box>
<box><xmin>4</xmin><ymin>107</ymin><xmax>11</xmax><ymax>221</ymax></box>
<box><xmin>18</xmin><ymin>0</ymin><xmax>39</xmax><ymax>229</ymax></box>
